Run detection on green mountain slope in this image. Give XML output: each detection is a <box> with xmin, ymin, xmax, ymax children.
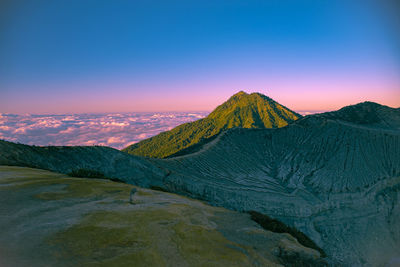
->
<box><xmin>122</xmin><ymin>91</ymin><xmax>301</xmax><ymax>158</ymax></box>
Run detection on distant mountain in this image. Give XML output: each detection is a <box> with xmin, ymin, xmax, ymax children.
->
<box><xmin>316</xmin><ymin>101</ymin><xmax>400</xmax><ymax>129</ymax></box>
<box><xmin>122</xmin><ymin>91</ymin><xmax>301</xmax><ymax>158</ymax></box>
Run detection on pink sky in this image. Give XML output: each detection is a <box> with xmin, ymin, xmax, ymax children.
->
<box><xmin>2</xmin><ymin>78</ymin><xmax>398</xmax><ymax>115</ymax></box>
<box><xmin>1</xmin><ymin>0</ymin><xmax>399</xmax><ymax>114</ymax></box>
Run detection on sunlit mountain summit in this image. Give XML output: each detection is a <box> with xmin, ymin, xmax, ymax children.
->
<box><xmin>123</xmin><ymin>91</ymin><xmax>301</xmax><ymax>158</ymax></box>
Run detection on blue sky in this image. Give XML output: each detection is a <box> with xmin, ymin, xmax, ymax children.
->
<box><xmin>0</xmin><ymin>0</ymin><xmax>399</xmax><ymax>113</ymax></box>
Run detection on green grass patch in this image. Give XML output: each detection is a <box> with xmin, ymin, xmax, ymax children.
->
<box><xmin>47</xmin><ymin>208</ymin><xmax>253</xmax><ymax>267</ymax></box>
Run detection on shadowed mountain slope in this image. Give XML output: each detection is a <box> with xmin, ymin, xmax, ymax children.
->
<box><xmin>122</xmin><ymin>91</ymin><xmax>301</xmax><ymax>158</ymax></box>
<box><xmin>0</xmin><ymin>140</ymin><xmax>166</xmax><ymax>187</ymax></box>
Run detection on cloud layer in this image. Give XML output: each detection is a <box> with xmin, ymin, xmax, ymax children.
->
<box><xmin>0</xmin><ymin>112</ymin><xmax>207</xmax><ymax>149</ymax></box>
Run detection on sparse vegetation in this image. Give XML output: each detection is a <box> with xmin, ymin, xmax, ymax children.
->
<box><xmin>248</xmin><ymin>211</ymin><xmax>326</xmax><ymax>258</ymax></box>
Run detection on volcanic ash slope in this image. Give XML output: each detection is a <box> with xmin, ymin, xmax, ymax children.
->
<box><xmin>152</xmin><ymin>102</ymin><xmax>400</xmax><ymax>266</ymax></box>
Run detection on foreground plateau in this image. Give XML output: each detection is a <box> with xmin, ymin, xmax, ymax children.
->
<box><xmin>0</xmin><ymin>166</ymin><xmax>324</xmax><ymax>267</ymax></box>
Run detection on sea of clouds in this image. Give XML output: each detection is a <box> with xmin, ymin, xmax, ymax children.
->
<box><xmin>0</xmin><ymin>112</ymin><xmax>208</xmax><ymax>149</ymax></box>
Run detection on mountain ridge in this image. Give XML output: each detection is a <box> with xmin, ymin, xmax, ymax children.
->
<box><xmin>314</xmin><ymin>101</ymin><xmax>400</xmax><ymax>129</ymax></box>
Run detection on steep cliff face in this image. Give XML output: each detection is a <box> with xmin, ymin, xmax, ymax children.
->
<box><xmin>151</xmin><ymin>104</ymin><xmax>400</xmax><ymax>265</ymax></box>
<box><xmin>122</xmin><ymin>91</ymin><xmax>301</xmax><ymax>158</ymax></box>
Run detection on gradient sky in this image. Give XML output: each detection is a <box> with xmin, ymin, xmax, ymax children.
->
<box><xmin>1</xmin><ymin>0</ymin><xmax>399</xmax><ymax>114</ymax></box>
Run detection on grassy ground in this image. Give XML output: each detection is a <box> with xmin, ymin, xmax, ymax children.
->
<box><xmin>0</xmin><ymin>166</ymin><xmax>323</xmax><ymax>267</ymax></box>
